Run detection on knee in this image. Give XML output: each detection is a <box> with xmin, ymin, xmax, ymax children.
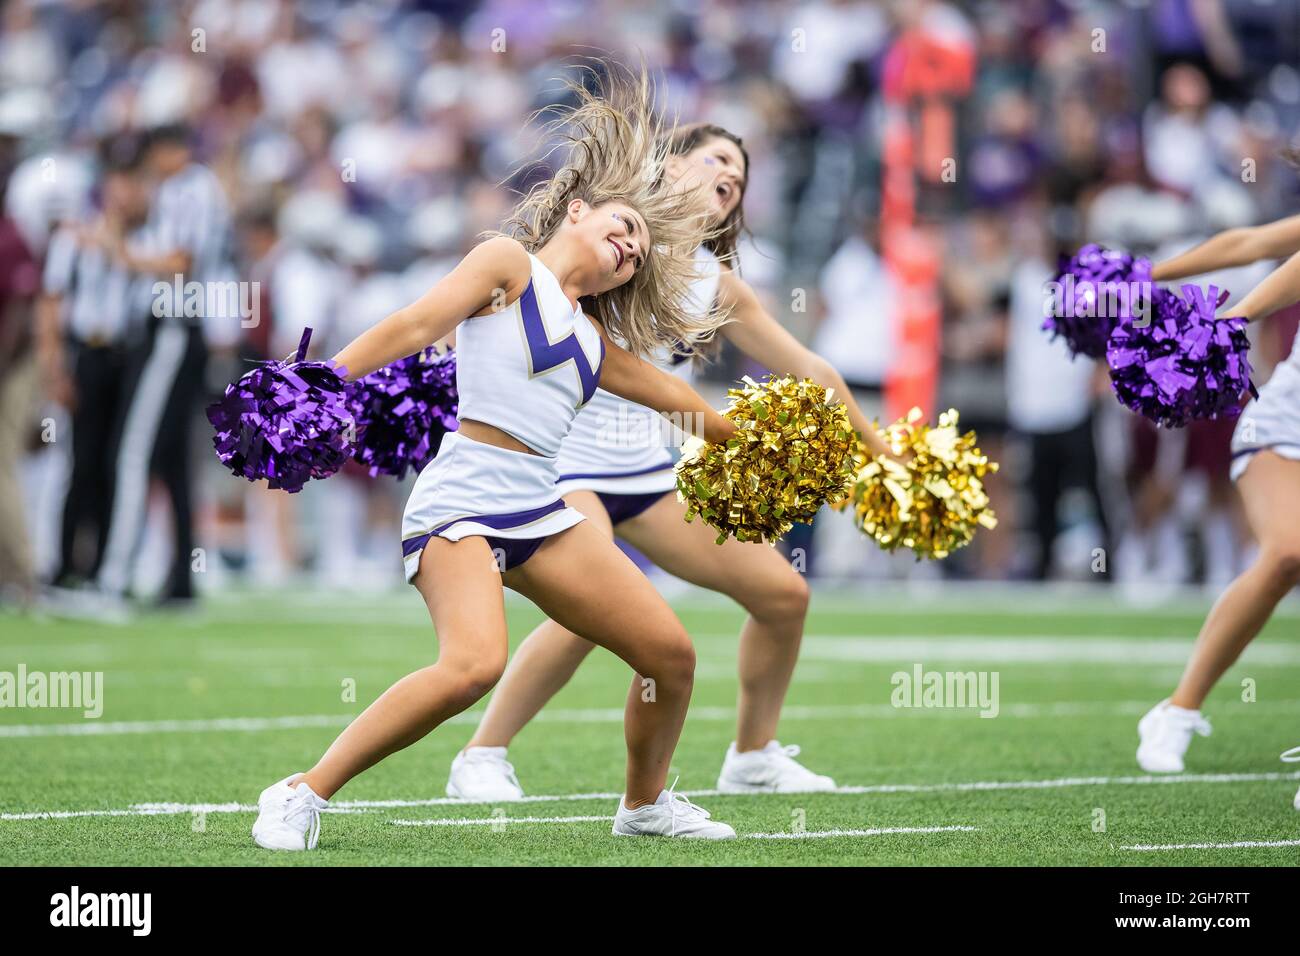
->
<box><xmin>739</xmin><ymin>567</ymin><xmax>810</xmax><ymax>625</ymax></box>
<box><xmin>440</xmin><ymin>650</ymin><xmax>507</xmax><ymax>707</ymax></box>
<box><xmin>1261</xmin><ymin>544</ymin><xmax>1300</xmax><ymax>588</ymax></box>
<box><xmin>650</xmin><ymin>629</ymin><xmax>697</xmax><ymax>689</ymax></box>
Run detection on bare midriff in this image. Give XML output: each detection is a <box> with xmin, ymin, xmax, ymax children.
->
<box><xmin>457</xmin><ymin>419</ymin><xmax>543</xmax><ymax>456</ymax></box>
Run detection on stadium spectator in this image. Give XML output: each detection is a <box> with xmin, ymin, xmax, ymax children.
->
<box><xmin>5</xmin><ymin>0</ymin><xmax>1298</xmax><ymax>595</ymax></box>
<box><xmin>1004</xmin><ymin>217</ymin><xmax>1109</xmax><ymax>580</ymax></box>
<box><xmin>0</xmin><ymin>135</ymin><xmax>40</xmax><ymax>606</ymax></box>
<box><xmin>38</xmin><ymin>135</ymin><xmax>151</xmax><ymax>590</ymax></box>
<box><xmin>96</xmin><ymin>124</ymin><xmax>230</xmax><ymax>604</ymax></box>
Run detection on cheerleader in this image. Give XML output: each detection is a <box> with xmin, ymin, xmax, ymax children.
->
<box><xmin>1135</xmin><ymin>212</ymin><xmax>1300</xmax><ymax>808</ymax></box>
<box><xmin>446</xmin><ymin>123</ymin><xmax>894</xmax><ymax>801</ymax></box>
<box><xmin>252</xmin><ymin>71</ymin><xmax>741</xmax><ymax>848</ymax></box>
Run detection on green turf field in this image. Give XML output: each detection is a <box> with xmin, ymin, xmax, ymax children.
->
<box><xmin>2</xmin><ymin>587</ymin><xmax>1298</xmax><ymax>866</ymax></box>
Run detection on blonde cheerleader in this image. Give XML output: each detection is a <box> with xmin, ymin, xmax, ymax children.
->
<box><xmin>252</xmin><ymin>68</ymin><xmax>743</xmax><ymax>848</ymax></box>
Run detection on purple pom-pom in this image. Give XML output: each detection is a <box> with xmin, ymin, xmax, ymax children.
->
<box><xmin>1044</xmin><ymin>243</ymin><xmax>1154</xmax><ymax>358</ymax></box>
<box><xmin>206</xmin><ymin>328</ymin><xmax>358</xmax><ymax>493</ymax></box>
<box><xmin>349</xmin><ymin>347</ymin><xmax>459</xmax><ymax>479</ymax></box>
<box><xmin>1106</xmin><ymin>283</ymin><xmax>1256</xmax><ymax>428</ymax></box>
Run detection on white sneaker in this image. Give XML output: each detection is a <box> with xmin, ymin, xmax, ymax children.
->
<box><xmin>1282</xmin><ymin>745</ymin><xmax>1300</xmax><ymax>811</ymax></box>
<box><xmin>1136</xmin><ymin>700</ymin><xmax>1211</xmax><ymax>773</ymax></box>
<box><xmin>716</xmin><ymin>740</ymin><xmax>837</xmax><ymax>793</ymax></box>
<box><xmin>612</xmin><ymin>785</ymin><xmax>736</xmax><ymax>839</ymax></box>
<box><xmin>251</xmin><ymin>774</ymin><xmax>328</xmax><ymax>851</ymax></box>
<box><xmin>445</xmin><ymin>746</ymin><xmax>524</xmax><ymax>802</ymax></box>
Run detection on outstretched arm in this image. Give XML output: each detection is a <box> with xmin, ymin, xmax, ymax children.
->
<box><xmin>597</xmin><ymin>330</ymin><xmax>736</xmax><ymax>445</ymax></box>
<box><xmin>331</xmin><ymin>236</ymin><xmax>529</xmax><ymax>380</ymax></box>
<box><xmin>1153</xmin><ymin>214</ymin><xmax>1300</xmax><ymax>281</ymax></box>
<box><xmin>717</xmin><ymin>270</ymin><xmax>892</xmax><ymax>457</ymax></box>
<box><xmin>1225</xmin><ymin>248</ymin><xmax>1300</xmax><ymax>323</ymax></box>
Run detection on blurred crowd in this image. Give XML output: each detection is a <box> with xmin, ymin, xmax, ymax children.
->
<box><xmin>3</xmin><ymin>0</ymin><xmax>1300</xmax><ymax>605</ymax></box>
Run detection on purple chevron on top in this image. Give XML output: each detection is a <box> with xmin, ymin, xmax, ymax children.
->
<box><xmin>518</xmin><ymin>278</ymin><xmax>604</xmax><ymax>405</ymax></box>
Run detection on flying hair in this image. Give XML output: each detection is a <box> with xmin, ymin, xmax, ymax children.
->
<box><xmin>489</xmin><ymin>60</ymin><xmax>728</xmax><ymax>358</ymax></box>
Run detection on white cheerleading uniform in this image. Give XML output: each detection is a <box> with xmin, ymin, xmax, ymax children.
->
<box><xmin>401</xmin><ymin>253</ymin><xmax>605</xmax><ymax>582</ymax></box>
<box><xmin>1230</xmin><ymin>340</ymin><xmax>1300</xmax><ymax>481</ymax></box>
<box><xmin>554</xmin><ymin>246</ymin><xmax>721</xmax><ymax>511</ymax></box>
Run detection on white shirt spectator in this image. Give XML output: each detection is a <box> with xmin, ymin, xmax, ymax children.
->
<box><xmin>773</xmin><ymin>1</ymin><xmax>888</xmax><ymax>102</ymax></box>
<box><xmin>256</xmin><ymin>38</ymin><xmax>348</xmax><ymax>120</ymax></box>
<box><xmin>190</xmin><ymin>0</ymin><xmax>282</xmax><ymax>52</ymax></box>
<box><xmin>1143</xmin><ymin>102</ymin><xmax>1240</xmax><ymax>195</ymax></box>
<box><xmin>4</xmin><ymin>149</ymin><xmax>94</xmax><ymax>255</ymax></box>
<box><xmin>813</xmin><ymin>234</ymin><xmax>896</xmax><ymax>386</ymax></box>
<box><xmin>1005</xmin><ymin>257</ymin><xmax>1095</xmax><ymax>433</ymax></box>
<box><xmin>270</xmin><ymin>245</ymin><xmax>344</xmax><ymax>360</ymax></box>
<box><xmin>334</xmin><ymin>270</ymin><xmax>409</xmax><ymax>352</ymax></box>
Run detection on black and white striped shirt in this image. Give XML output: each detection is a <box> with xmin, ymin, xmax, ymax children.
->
<box><xmin>43</xmin><ymin>226</ymin><xmax>147</xmax><ymax>345</ymax></box>
<box><xmin>149</xmin><ymin>163</ymin><xmax>231</xmax><ymax>283</ymax></box>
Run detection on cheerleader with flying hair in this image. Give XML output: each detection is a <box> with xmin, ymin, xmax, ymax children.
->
<box><xmin>1134</xmin><ymin>209</ymin><xmax>1300</xmax><ymax>809</ymax></box>
<box><xmin>251</xmin><ymin>67</ymin><xmax>743</xmax><ymax>848</ymax></box>
<box><xmin>444</xmin><ymin>121</ymin><xmax>895</xmax><ymax>802</ymax></box>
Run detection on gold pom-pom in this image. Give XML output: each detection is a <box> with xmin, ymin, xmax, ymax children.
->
<box><xmin>848</xmin><ymin>407</ymin><xmax>998</xmax><ymax>559</ymax></box>
<box><xmin>675</xmin><ymin>374</ymin><xmax>856</xmax><ymax>544</ymax></box>
<box><xmin>828</xmin><ymin>440</ymin><xmax>871</xmax><ymax>513</ymax></box>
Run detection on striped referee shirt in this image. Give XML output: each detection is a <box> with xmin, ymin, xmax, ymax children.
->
<box><xmin>148</xmin><ymin>163</ymin><xmax>232</xmax><ymax>321</ymax></box>
<box><xmin>43</xmin><ymin>225</ymin><xmax>146</xmax><ymax>346</ymax></box>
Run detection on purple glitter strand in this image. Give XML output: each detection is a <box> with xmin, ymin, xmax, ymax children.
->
<box><xmin>206</xmin><ymin>327</ymin><xmax>358</xmax><ymax>493</ymax></box>
<box><xmin>1044</xmin><ymin>243</ymin><xmax>1155</xmax><ymax>358</ymax></box>
<box><xmin>348</xmin><ymin>347</ymin><xmax>459</xmax><ymax>479</ymax></box>
<box><xmin>1106</xmin><ymin>283</ymin><xmax>1256</xmax><ymax>428</ymax></box>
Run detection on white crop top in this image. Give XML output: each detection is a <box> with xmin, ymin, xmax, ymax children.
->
<box><xmin>455</xmin><ymin>253</ymin><xmax>605</xmax><ymax>458</ymax></box>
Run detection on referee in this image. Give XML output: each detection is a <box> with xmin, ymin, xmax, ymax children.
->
<box><xmin>96</xmin><ymin>124</ymin><xmax>231</xmax><ymax>604</ymax></box>
<box><xmin>37</xmin><ymin>138</ymin><xmax>150</xmax><ymax>589</ymax></box>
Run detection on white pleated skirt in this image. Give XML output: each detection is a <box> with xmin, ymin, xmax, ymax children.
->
<box><xmin>1230</xmin><ymin>361</ymin><xmax>1300</xmax><ymax>482</ymax></box>
<box><xmin>401</xmin><ymin>432</ymin><xmax>585</xmax><ymax>582</ymax></box>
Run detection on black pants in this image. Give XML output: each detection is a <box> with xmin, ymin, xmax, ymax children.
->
<box><xmin>1025</xmin><ymin>416</ymin><xmax>1109</xmax><ymax>580</ymax></box>
<box><xmin>55</xmin><ymin>340</ymin><xmax>130</xmax><ymax>583</ymax></box>
<box><xmin>98</xmin><ymin>320</ymin><xmax>208</xmax><ymax>600</ymax></box>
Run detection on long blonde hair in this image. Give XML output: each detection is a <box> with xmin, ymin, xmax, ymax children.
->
<box><xmin>491</xmin><ymin>61</ymin><xmax>727</xmax><ymax>358</ymax></box>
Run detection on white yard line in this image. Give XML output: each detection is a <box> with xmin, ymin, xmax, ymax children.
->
<box><xmin>800</xmin><ymin>636</ymin><xmax>1300</xmax><ymax>665</ymax></box>
<box><xmin>7</xmin><ymin>699</ymin><xmax>1300</xmax><ymax>738</ymax></box>
<box><xmin>386</xmin><ymin>817</ymin><xmax>980</xmax><ymax>839</ymax></box>
<box><xmin>0</xmin><ymin>804</ymin><xmax>255</xmax><ymax>821</ymax></box>
<box><xmin>1122</xmin><ymin>839</ymin><xmax>1300</xmax><ymax>852</ymax></box>
<box><xmin>827</xmin><ymin>771</ymin><xmax>1300</xmax><ymax>794</ymax></box>
<box><xmin>0</xmin><ymin>644</ymin><xmax>116</xmax><ymax>660</ymax></box>
<box><xmin>0</xmin><ymin>714</ymin><xmax>354</xmax><ymax>737</ymax></box>
<box><xmin>391</xmin><ymin>815</ymin><xmax>610</xmax><ymax>827</ymax></box>
<box><xmin>192</xmin><ymin>584</ymin><xmax>1300</xmax><ymax>618</ymax></box>
<box><xmin>12</xmin><ymin>634</ymin><xmax>1300</xmax><ymax>668</ymax></box>
<box><xmin>4</xmin><ymin>771</ymin><xmax>1298</xmax><ymax>822</ymax></box>
<box><xmin>745</xmin><ymin>825</ymin><xmax>978</xmax><ymax>840</ymax></box>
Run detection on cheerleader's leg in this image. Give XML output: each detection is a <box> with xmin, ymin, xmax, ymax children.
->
<box><xmin>617</xmin><ymin>493</ymin><xmax>810</xmax><ymax>753</ymax></box>
<box><xmin>296</xmin><ymin>534</ymin><xmax>511</xmax><ymax>799</ymax></box>
<box><xmin>464</xmin><ymin>491</ymin><xmax>610</xmax><ymax>750</ymax></box>
<box><xmin>1170</xmin><ymin>451</ymin><xmax>1300</xmax><ymax>709</ymax></box>
<box><xmin>502</xmin><ymin>519</ymin><xmax>697</xmax><ymax>807</ymax></box>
